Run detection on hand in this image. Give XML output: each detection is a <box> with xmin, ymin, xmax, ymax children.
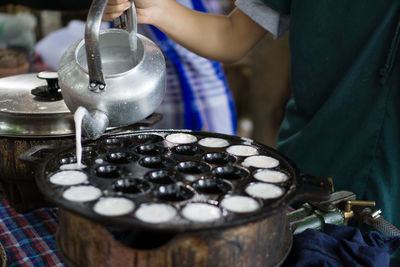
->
<box><xmin>103</xmin><ymin>0</ymin><xmax>162</xmax><ymax>23</ymax></box>
<box><xmin>103</xmin><ymin>0</ymin><xmax>131</xmax><ymax>21</ymax></box>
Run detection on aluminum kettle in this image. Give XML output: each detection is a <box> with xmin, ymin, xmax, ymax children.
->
<box><xmin>58</xmin><ymin>0</ymin><xmax>166</xmax><ymax>139</ymax></box>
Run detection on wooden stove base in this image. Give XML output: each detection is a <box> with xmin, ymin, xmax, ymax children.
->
<box><xmin>57</xmin><ymin>209</ymin><xmax>291</xmax><ymax>267</ymax></box>
<box><xmin>0</xmin><ymin>241</ymin><xmax>7</xmax><ymax>267</ymax></box>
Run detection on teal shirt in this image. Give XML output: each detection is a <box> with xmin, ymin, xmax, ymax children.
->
<box><xmin>261</xmin><ymin>0</ymin><xmax>400</xmax><ymax>231</ymax></box>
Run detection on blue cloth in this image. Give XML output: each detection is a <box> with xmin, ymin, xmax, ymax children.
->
<box><xmin>283</xmin><ymin>224</ymin><xmax>400</xmax><ymax>267</ymax></box>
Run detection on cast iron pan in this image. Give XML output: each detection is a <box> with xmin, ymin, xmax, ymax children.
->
<box><xmin>28</xmin><ymin>130</ymin><xmax>330</xmax><ymax>233</ymax></box>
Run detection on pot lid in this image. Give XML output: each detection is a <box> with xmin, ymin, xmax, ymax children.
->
<box><xmin>0</xmin><ymin>72</ymin><xmax>74</xmax><ymax>137</ymax></box>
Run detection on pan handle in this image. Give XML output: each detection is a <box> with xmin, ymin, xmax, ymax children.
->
<box><xmin>19</xmin><ymin>145</ymin><xmax>57</xmax><ymax>165</ymax></box>
<box><xmin>293</xmin><ymin>174</ymin><xmax>333</xmax><ymax>202</ymax></box>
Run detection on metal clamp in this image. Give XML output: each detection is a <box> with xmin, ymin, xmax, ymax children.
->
<box><xmin>288</xmin><ymin>190</ymin><xmax>356</xmax><ymax>235</ymax></box>
<box><xmin>342</xmin><ymin>199</ymin><xmax>375</xmax><ymax>224</ymax></box>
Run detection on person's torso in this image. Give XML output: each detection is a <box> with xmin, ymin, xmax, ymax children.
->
<box><xmin>277</xmin><ymin>1</ymin><xmax>400</xmax><ymax>196</ymax></box>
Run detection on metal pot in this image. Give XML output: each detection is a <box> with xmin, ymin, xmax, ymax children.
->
<box><xmin>27</xmin><ymin>129</ymin><xmax>331</xmax><ymax>266</ymax></box>
<box><xmin>0</xmin><ymin>72</ymin><xmax>75</xmax><ymax>211</ymax></box>
<box><xmin>0</xmin><ymin>73</ymin><xmax>162</xmax><ymax>211</ymax></box>
<box><xmin>58</xmin><ymin>0</ymin><xmax>166</xmax><ymax>139</ymax></box>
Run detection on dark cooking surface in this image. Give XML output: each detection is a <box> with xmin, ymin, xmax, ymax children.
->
<box><xmin>36</xmin><ymin>130</ymin><xmax>302</xmax><ymax>232</ymax></box>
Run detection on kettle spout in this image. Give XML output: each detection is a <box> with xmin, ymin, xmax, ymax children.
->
<box><xmin>77</xmin><ymin>108</ymin><xmax>109</xmax><ymax>140</ymax></box>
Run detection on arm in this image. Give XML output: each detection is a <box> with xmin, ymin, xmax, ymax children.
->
<box><xmin>105</xmin><ymin>0</ymin><xmax>267</xmax><ymax>63</ymax></box>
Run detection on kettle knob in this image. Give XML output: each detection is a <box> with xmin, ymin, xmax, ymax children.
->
<box><xmin>31</xmin><ymin>71</ymin><xmax>62</xmax><ymax>101</ymax></box>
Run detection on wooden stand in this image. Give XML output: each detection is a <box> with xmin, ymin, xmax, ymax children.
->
<box><xmin>0</xmin><ymin>137</ymin><xmax>72</xmax><ymax>211</ymax></box>
<box><xmin>57</xmin><ymin>209</ymin><xmax>292</xmax><ymax>267</ymax></box>
<box><xmin>0</xmin><ymin>241</ymin><xmax>7</xmax><ymax>267</ymax></box>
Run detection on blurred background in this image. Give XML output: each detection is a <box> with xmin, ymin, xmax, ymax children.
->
<box><xmin>0</xmin><ymin>0</ymin><xmax>290</xmax><ymax>147</ymax></box>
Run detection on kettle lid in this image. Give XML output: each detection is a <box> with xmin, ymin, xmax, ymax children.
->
<box><xmin>0</xmin><ymin>72</ymin><xmax>74</xmax><ymax>137</ymax></box>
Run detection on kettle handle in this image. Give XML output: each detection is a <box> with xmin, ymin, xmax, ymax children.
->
<box><xmin>114</xmin><ymin>1</ymin><xmax>138</xmax><ymax>43</ymax></box>
<box><xmin>85</xmin><ymin>0</ymin><xmax>138</xmax><ymax>92</ymax></box>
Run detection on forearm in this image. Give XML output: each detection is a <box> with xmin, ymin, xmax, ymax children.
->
<box><xmin>147</xmin><ymin>2</ymin><xmax>267</xmax><ymax>63</ymax></box>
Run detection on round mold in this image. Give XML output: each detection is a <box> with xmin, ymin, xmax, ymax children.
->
<box><xmin>226</xmin><ymin>145</ymin><xmax>258</xmax><ymax>157</ymax></box>
<box><xmin>198</xmin><ymin>137</ymin><xmax>230</xmax><ymax>148</ymax></box>
<box><xmin>176</xmin><ymin>161</ymin><xmax>211</xmax><ymax>174</ymax></box>
<box><xmin>94</xmin><ymin>164</ymin><xmax>121</xmax><ymax>179</ymax></box>
<box><xmin>49</xmin><ymin>170</ymin><xmax>88</xmax><ymax>186</ymax></box>
<box><xmin>181</xmin><ymin>203</ymin><xmax>222</xmax><ymax>222</ymax></box>
<box><xmin>135</xmin><ymin>144</ymin><xmax>166</xmax><ymax>156</ymax></box>
<box><xmin>253</xmin><ymin>169</ymin><xmax>290</xmax><ymax>183</ymax></box>
<box><xmin>139</xmin><ymin>156</ymin><xmax>175</xmax><ymax>169</ymax></box>
<box><xmin>144</xmin><ymin>170</ymin><xmax>181</xmax><ymax>185</ymax></box>
<box><xmin>202</xmin><ymin>152</ymin><xmax>236</xmax><ymax>165</ymax></box>
<box><xmin>242</xmin><ymin>155</ymin><xmax>279</xmax><ymax>169</ymax></box>
<box><xmin>155</xmin><ymin>184</ymin><xmax>195</xmax><ymax>202</ymax></box>
<box><xmin>165</xmin><ymin>133</ymin><xmax>197</xmax><ymax>144</ymax></box>
<box><xmin>101</xmin><ymin>138</ymin><xmax>125</xmax><ymax>150</ymax></box>
<box><xmin>130</xmin><ymin>134</ymin><xmax>164</xmax><ymax>144</ymax></box>
<box><xmin>212</xmin><ymin>166</ymin><xmax>249</xmax><ymax>180</ymax></box>
<box><xmin>135</xmin><ymin>203</ymin><xmax>177</xmax><ymax>224</ymax></box>
<box><xmin>192</xmin><ymin>178</ymin><xmax>232</xmax><ymax>195</ymax></box>
<box><xmin>111</xmin><ymin>178</ymin><xmax>151</xmax><ymax>196</ymax></box>
<box><xmin>93</xmin><ymin>197</ymin><xmax>135</xmax><ymax>216</ymax></box>
<box><xmin>59</xmin><ymin>163</ymin><xmax>86</xmax><ymax>171</ymax></box>
<box><xmin>62</xmin><ymin>185</ymin><xmax>102</xmax><ymax>202</ymax></box>
<box><xmin>82</xmin><ymin>145</ymin><xmax>97</xmax><ymax>155</ymax></box>
<box><xmin>245</xmin><ymin>182</ymin><xmax>285</xmax><ymax>200</ymax></box>
<box><xmin>220</xmin><ymin>195</ymin><xmax>261</xmax><ymax>213</ymax></box>
<box><xmin>171</xmin><ymin>144</ymin><xmax>204</xmax><ymax>156</ymax></box>
<box><xmin>59</xmin><ymin>154</ymin><xmax>77</xmax><ymax>165</ymax></box>
<box><xmin>105</xmin><ymin>151</ymin><xmax>138</xmax><ymax>164</ymax></box>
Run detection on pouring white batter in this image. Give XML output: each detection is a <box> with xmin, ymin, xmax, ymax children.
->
<box><xmin>74</xmin><ymin>106</ymin><xmax>86</xmax><ymax>167</ymax></box>
<box><xmin>59</xmin><ymin>107</ymin><xmax>87</xmax><ymax>170</ymax></box>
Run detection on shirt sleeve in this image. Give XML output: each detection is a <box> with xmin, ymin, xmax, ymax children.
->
<box><xmin>235</xmin><ymin>0</ymin><xmax>290</xmax><ymax>38</ymax></box>
<box><xmin>261</xmin><ymin>0</ymin><xmax>291</xmax><ymax>15</ymax></box>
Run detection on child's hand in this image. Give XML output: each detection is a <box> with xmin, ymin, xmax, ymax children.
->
<box><xmin>104</xmin><ymin>0</ymin><xmax>161</xmax><ymax>23</ymax></box>
<box><xmin>103</xmin><ymin>0</ymin><xmax>131</xmax><ymax>21</ymax></box>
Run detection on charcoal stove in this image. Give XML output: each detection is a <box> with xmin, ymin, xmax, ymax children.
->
<box><xmin>28</xmin><ymin>129</ymin><xmax>331</xmax><ymax>267</ymax></box>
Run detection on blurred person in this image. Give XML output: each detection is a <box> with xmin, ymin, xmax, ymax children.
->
<box><xmin>103</xmin><ymin>0</ymin><xmax>400</xmax><ymax>244</ymax></box>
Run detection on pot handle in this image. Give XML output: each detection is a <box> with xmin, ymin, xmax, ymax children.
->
<box><xmin>85</xmin><ymin>0</ymin><xmax>138</xmax><ymax>92</ymax></box>
<box><xmin>18</xmin><ymin>145</ymin><xmax>56</xmax><ymax>165</ymax></box>
<box><xmin>293</xmin><ymin>174</ymin><xmax>333</xmax><ymax>202</ymax></box>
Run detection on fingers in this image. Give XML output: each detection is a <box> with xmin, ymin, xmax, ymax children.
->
<box><xmin>108</xmin><ymin>0</ymin><xmax>130</xmax><ymax>4</ymax></box>
<box><xmin>103</xmin><ymin>0</ymin><xmax>131</xmax><ymax>21</ymax></box>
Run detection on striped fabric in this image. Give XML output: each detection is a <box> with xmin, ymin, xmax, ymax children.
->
<box><xmin>0</xmin><ymin>200</ymin><xmax>64</xmax><ymax>267</ymax></box>
<box><xmin>141</xmin><ymin>0</ymin><xmax>237</xmax><ymax>134</ymax></box>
